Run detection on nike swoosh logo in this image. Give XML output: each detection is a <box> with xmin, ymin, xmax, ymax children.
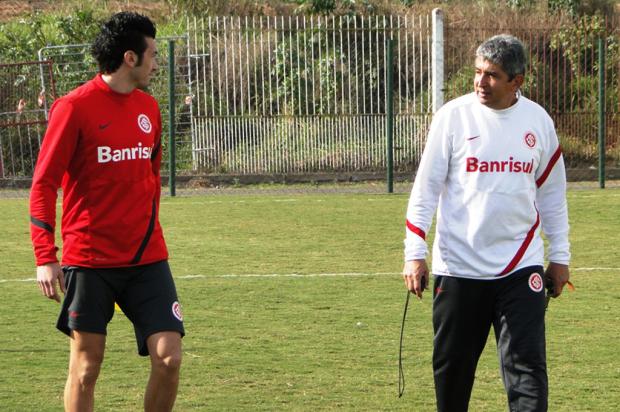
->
<box><xmin>99</xmin><ymin>123</ymin><xmax>111</xmax><ymax>130</ymax></box>
<box><xmin>467</xmin><ymin>135</ymin><xmax>480</xmax><ymax>141</ymax></box>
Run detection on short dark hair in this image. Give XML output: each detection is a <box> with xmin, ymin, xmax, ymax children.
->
<box><xmin>91</xmin><ymin>12</ymin><xmax>156</xmax><ymax>74</ymax></box>
<box><xmin>476</xmin><ymin>34</ymin><xmax>527</xmax><ymax>80</ymax></box>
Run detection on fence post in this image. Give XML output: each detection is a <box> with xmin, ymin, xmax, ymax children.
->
<box><xmin>386</xmin><ymin>37</ymin><xmax>395</xmax><ymax>193</ymax></box>
<box><xmin>432</xmin><ymin>8</ymin><xmax>444</xmax><ymax>113</ymax></box>
<box><xmin>168</xmin><ymin>39</ymin><xmax>177</xmax><ymax>197</ymax></box>
<box><xmin>598</xmin><ymin>37</ymin><xmax>605</xmax><ymax>189</ymax></box>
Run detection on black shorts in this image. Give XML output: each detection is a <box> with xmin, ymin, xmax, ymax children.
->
<box><xmin>57</xmin><ymin>260</ymin><xmax>185</xmax><ymax>356</ymax></box>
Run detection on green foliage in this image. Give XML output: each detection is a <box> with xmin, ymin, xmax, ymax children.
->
<box><xmin>163</xmin><ymin>0</ymin><xmax>220</xmax><ymax>16</ymax></box>
<box><xmin>317</xmin><ymin>50</ymin><xmax>339</xmax><ymax>113</ymax></box>
<box><xmin>0</xmin><ymin>16</ymin><xmax>46</xmax><ymax>62</ymax></box>
<box><xmin>0</xmin><ymin>9</ymin><xmax>106</xmax><ymax>176</ymax></box>
<box><xmin>550</xmin><ymin>14</ymin><xmax>619</xmax><ymax>112</ymax></box>
<box><xmin>548</xmin><ymin>0</ymin><xmax>580</xmax><ymax>15</ymax></box>
<box><xmin>0</xmin><ymin>9</ymin><xmax>103</xmax><ymax>64</ymax></box>
<box><xmin>294</xmin><ymin>0</ymin><xmax>337</xmax><ymax>14</ymax></box>
<box><xmin>444</xmin><ymin>64</ymin><xmax>474</xmax><ymax>102</ymax></box>
<box><xmin>548</xmin><ymin>0</ymin><xmax>617</xmax><ymax>16</ymax></box>
<box><xmin>272</xmin><ymin>38</ymin><xmax>305</xmax><ymax>115</ymax></box>
<box><xmin>505</xmin><ymin>0</ymin><xmax>537</xmax><ymax>9</ymax></box>
<box><xmin>558</xmin><ymin>130</ymin><xmax>599</xmax><ymax>166</ymax></box>
<box><xmin>551</xmin><ymin>14</ymin><xmax>606</xmax><ymax>76</ymax></box>
<box><xmin>53</xmin><ymin>9</ymin><xmax>102</xmax><ymax>45</ymax></box>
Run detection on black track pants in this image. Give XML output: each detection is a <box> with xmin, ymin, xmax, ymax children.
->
<box><xmin>432</xmin><ymin>266</ymin><xmax>548</xmax><ymax>412</ymax></box>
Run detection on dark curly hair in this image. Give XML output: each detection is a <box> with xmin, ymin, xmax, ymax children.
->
<box><xmin>91</xmin><ymin>12</ymin><xmax>156</xmax><ymax>74</ymax></box>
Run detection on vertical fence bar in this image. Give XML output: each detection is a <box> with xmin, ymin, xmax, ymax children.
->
<box><xmin>168</xmin><ymin>39</ymin><xmax>176</xmax><ymax>196</ymax></box>
<box><xmin>386</xmin><ymin>38</ymin><xmax>395</xmax><ymax>193</ymax></box>
<box><xmin>412</xmin><ymin>21</ymin><xmax>417</xmax><ymax>112</ymax></box>
<box><xmin>187</xmin><ymin>19</ymin><xmax>196</xmax><ymax>168</ymax></box>
<box><xmin>231</xmin><ymin>17</ymin><xmax>238</xmax><ymax>115</ymax></box>
<box><xmin>360</xmin><ymin>17</ymin><xmax>366</xmax><ymax>114</ymax></box>
<box><xmin>296</xmin><ymin>16</ymin><xmax>302</xmax><ymax>117</ymax></box>
<box><xmin>339</xmin><ymin>15</ymin><xmax>345</xmax><ymax>116</ymax></box>
<box><xmin>332</xmin><ymin>15</ymin><xmax>338</xmax><ymax>115</ymax></box>
<box><xmin>37</xmin><ymin>50</ymin><xmax>51</xmax><ymax>121</ymax></box>
<box><xmin>419</xmin><ymin>16</ymin><xmax>424</xmax><ymax>112</ymax></box>
<box><xmin>396</xmin><ymin>15</ymin><xmax>401</xmax><ymax>115</ymax></box>
<box><xmin>598</xmin><ymin>37</ymin><xmax>606</xmax><ymax>189</ymax></box>
<box><xmin>215</xmin><ymin>18</ymin><xmax>223</xmax><ymax>116</ymax></box>
<box><xmin>375</xmin><ymin>16</ymin><xmax>380</xmax><ymax>114</ymax></box>
<box><xmin>201</xmin><ymin>18</ymin><xmax>208</xmax><ymax>119</ymax></box>
<box><xmin>431</xmin><ymin>9</ymin><xmax>444</xmax><ymax>113</ymax></box>
<box><xmin>426</xmin><ymin>14</ymin><xmax>432</xmax><ymax>112</ymax></box>
<box><xmin>346</xmin><ymin>16</ymin><xmax>352</xmax><ymax>115</ymax></box>
<box><xmin>303</xmin><ymin>16</ymin><xmax>310</xmax><ymax>116</ymax></box>
<box><xmin>405</xmin><ymin>16</ymin><xmax>410</xmax><ymax>114</ymax></box>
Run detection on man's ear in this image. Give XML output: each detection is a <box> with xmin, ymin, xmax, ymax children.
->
<box><xmin>512</xmin><ymin>74</ymin><xmax>524</xmax><ymax>91</ymax></box>
<box><xmin>123</xmin><ymin>50</ymin><xmax>138</xmax><ymax>68</ymax></box>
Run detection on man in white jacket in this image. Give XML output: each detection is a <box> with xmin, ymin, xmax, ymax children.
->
<box><xmin>402</xmin><ymin>34</ymin><xmax>571</xmax><ymax>412</ymax></box>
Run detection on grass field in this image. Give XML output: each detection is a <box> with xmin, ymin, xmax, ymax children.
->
<box><xmin>0</xmin><ymin>187</ymin><xmax>618</xmax><ymax>411</ymax></box>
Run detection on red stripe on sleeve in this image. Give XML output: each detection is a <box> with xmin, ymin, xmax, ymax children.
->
<box><xmin>498</xmin><ymin>212</ymin><xmax>540</xmax><ymax>276</ymax></box>
<box><xmin>536</xmin><ymin>146</ymin><xmax>562</xmax><ymax>188</ymax></box>
<box><xmin>406</xmin><ymin>219</ymin><xmax>426</xmax><ymax>240</ymax></box>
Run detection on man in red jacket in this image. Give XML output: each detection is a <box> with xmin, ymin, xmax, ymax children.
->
<box><xmin>30</xmin><ymin>12</ymin><xmax>184</xmax><ymax>412</ymax></box>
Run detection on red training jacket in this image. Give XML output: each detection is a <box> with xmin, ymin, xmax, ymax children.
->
<box><xmin>30</xmin><ymin>74</ymin><xmax>168</xmax><ymax>267</ymax></box>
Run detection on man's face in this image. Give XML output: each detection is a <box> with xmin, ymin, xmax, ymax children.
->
<box><xmin>474</xmin><ymin>57</ymin><xmax>523</xmax><ymax>110</ymax></box>
<box><xmin>131</xmin><ymin>37</ymin><xmax>158</xmax><ymax>89</ymax></box>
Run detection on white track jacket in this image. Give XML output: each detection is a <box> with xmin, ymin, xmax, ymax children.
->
<box><xmin>404</xmin><ymin>92</ymin><xmax>570</xmax><ymax>279</ymax></box>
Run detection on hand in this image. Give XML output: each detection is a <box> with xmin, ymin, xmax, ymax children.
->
<box><xmin>402</xmin><ymin>259</ymin><xmax>429</xmax><ymax>299</ymax></box>
<box><xmin>36</xmin><ymin>262</ymin><xmax>65</xmax><ymax>303</ymax></box>
<box><xmin>544</xmin><ymin>262</ymin><xmax>570</xmax><ymax>299</ymax></box>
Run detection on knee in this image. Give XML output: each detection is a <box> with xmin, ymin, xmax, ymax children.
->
<box><xmin>152</xmin><ymin>351</ymin><xmax>182</xmax><ymax>375</ymax></box>
<box><xmin>70</xmin><ymin>356</ymin><xmax>103</xmax><ymax>388</ymax></box>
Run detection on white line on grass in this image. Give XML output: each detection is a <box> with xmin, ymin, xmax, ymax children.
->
<box><xmin>159</xmin><ymin>197</ymin><xmax>396</xmax><ymax>206</ymax></box>
<box><xmin>160</xmin><ymin>199</ymin><xmax>299</xmax><ymax>206</ymax></box>
<box><xmin>177</xmin><ymin>267</ymin><xmax>618</xmax><ymax>279</ymax></box>
<box><xmin>0</xmin><ymin>278</ymin><xmax>36</xmax><ymax>283</ymax></box>
<box><xmin>1</xmin><ymin>267</ymin><xmax>616</xmax><ymax>283</ymax></box>
<box><xmin>179</xmin><ymin>272</ymin><xmax>399</xmax><ymax>279</ymax></box>
<box><xmin>567</xmin><ymin>193</ymin><xmax>620</xmax><ymax>198</ymax></box>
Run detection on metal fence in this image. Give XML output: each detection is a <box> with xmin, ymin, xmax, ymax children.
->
<box><xmin>0</xmin><ymin>60</ymin><xmax>55</xmax><ymax>178</ymax></box>
<box><xmin>37</xmin><ymin>36</ymin><xmax>192</xmax><ymax>170</ymax></box>
<box><xmin>2</xmin><ymin>11</ymin><xmax>618</xmax><ymax>188</ymax></box>
<box><xmin>187</xmin><ymin>15</ymin><xmax>434</xmax><ymax>174</ymax></box>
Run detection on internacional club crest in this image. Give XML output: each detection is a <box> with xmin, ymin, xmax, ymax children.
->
<box><xmin>172</xmin><ymin>301</ymin><xmax>183</xmax><ymax>322</ymax></box>
<box><xmin>528</xmin><ymin>273</ymin><xmax>544</xmax><ymax>293</ymax></box>
<box><xmin>137</xmin><ymin>114</ymin><xmax>152</xmax><ymax>134</ymax></box>
<box><xmin>524</xmin><ymin>132</ymin><xmax>536</xmax><ymax>148</ymax></box>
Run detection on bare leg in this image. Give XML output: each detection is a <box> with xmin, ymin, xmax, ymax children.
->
<box><xmin>64</xmin><ymin>331</ymin><xmax>106</xmax><ymax>412</ymax></box>
<box><xmin>144</xmin><ymin>331</ymin><xmax>182</xmax><ymax>412</ymax></box>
